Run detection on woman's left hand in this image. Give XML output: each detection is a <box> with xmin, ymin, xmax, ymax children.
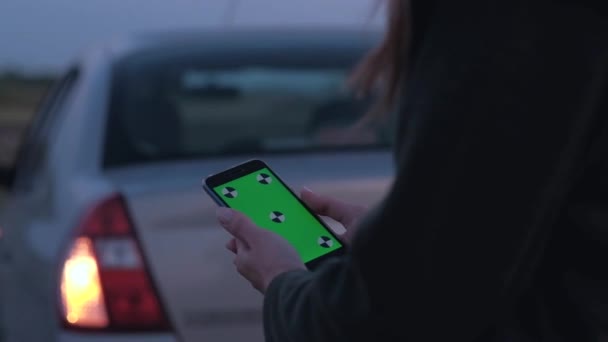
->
<box><xmin>216</xmin><ymin>207</ymin><xmax>307</xmax><ymax>294</ymax></box>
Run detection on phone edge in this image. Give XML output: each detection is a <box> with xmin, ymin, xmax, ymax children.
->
<box><xmin>202</xmin><ymin>180</ymin><xmax>228</xmax><ymax>208</ymax></box>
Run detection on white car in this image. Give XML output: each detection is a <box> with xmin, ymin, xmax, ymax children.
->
<box><xmin>0</xmin><ymin>29</ymin><xmax>393</xmax><ymax>342</ymax></box>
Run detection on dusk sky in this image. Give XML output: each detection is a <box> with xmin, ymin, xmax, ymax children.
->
<box><xmin>0</xmin><ymin>0</ymin><xmax>384</xmax><ymax>74</ymax></box>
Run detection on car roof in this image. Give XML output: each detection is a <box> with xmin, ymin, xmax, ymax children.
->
<box><xmin>93</xmin><ymin>28</ymin><xmax>381</xmax><ymax>64</ymax></box>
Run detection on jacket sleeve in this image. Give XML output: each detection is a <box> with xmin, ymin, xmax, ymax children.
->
<box><xmin>263</xmin><ymin>1</ymin><xmax>608</xmax><ymax>341</ymax></box>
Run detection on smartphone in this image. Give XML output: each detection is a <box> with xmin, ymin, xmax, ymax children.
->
<box><xmin>203</xmin><ymin>159</ymin><xmax>345</xmax><ymax>270</ymax></box>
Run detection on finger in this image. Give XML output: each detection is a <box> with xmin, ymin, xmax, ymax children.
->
<box><xmin>301</xmin><ymin>187</ymin><xmax>365</xmax><ymax>227</ymax></box>
<box><xmin>234</xmin><ymin>238</ymin><xmax>247</xmax><ymax>253</ymax></box>
<box><xmin>341</xmin><ymin>227</ymin><xmax>357</xmax><ymax>245</ymax></box>
<box><xmin>225</xmin><ymin>238</ymin><xmax>237</xmax><ymax>254</ymax></box>
<box><xmin>217</xmin><ymin>207</ymin><xmax>260</xmax><ymax>245</ymax></box>
<box><xmin>232</xmin><ymin>238</ymin><xmax>249</xmax><ymax>273</ymax></box>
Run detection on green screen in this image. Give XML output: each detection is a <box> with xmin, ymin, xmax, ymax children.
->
<box><xmin>213</xmin><ymin>168</ymin><xmax>342</xmax><ymax>263</ymax></box>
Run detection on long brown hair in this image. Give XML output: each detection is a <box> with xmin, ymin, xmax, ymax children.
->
<box><xmin>350</xmin><ymin>0</ymin><xmax>411</xmax><ymax>120</ymax></box>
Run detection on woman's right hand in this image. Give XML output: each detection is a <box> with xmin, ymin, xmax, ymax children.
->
<box><xmin>300</xmin><ymin>188</ymin><xmax>368</xmax><ymax>246</ymax></box>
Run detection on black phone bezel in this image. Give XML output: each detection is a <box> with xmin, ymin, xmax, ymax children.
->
<box><xmin>203</xmin><ymin>159</ymin><xmax>345</xmax><ymax>270</ymax></box>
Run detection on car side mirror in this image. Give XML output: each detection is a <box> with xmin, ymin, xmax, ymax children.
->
<box><xmin>0</xmin><ymin>167</ymin><xmax>15</xmax><ymax>190</ymax></box>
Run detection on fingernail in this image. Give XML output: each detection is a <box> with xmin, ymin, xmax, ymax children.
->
<box><xmin>216</xmin><ymin>207</ymin><xmax>234</xmax><ymax>225</ymax></box>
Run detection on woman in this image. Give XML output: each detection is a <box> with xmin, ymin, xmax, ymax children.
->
<box><xmin>216</xmin><ymin>0</ymin><xmax>608</xmax><ymax>340</ymax></box>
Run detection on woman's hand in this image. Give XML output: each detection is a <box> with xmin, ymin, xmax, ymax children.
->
<box><xmin>216</xmin><ymin>188</ymin><xmax>367</xmax><ymax>293</ymax></box>
<box><xmin>300</xmin><ymin>188</ymin><xmax>368</xmax><ymax>245</ymax></box>
<box><xmin>217</xmin><ymin>207</ymin><xmax>306</xmax><ymax>294</ymax></box>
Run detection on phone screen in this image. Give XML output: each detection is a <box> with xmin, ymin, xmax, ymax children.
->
<box><xmin>210</xmin><ymin>166</ymin><xmax>343</xmax><ymax>264</ymax></box>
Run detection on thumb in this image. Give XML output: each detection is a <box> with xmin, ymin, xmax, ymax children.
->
<box><xmin>301</xmin><ymin>187</ymin><xmax>362</xmax><ymax>227</ymax></box>
<box><xmin>216</xmin><ymin>207</ymin><xmax>261</xmax><ymax>245</ymax></box>
<box><xmin>301</xmin><ymin>187</ymin><xmax>324</xmax><ymax>208</ymax></box>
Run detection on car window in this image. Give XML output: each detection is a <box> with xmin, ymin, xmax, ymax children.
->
<box><xmin>105</xmin><ymin>65</ymin><xmax>390</xmax><ymax>167</ymax></box>
<box><xmin>13</xmin><ymin>68</ymin><xmax>79</xmax><ymax>191</ymax></box>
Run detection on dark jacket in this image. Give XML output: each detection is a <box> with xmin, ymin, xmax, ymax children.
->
<box><xmin>263</xmin><ymin>0</ymin><xmax>608</xmax><ymax>341</ymax></box>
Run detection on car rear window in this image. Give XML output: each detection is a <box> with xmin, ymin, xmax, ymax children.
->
<box><xmin>104</xmin><ymin>48</ymin><xmax>391</xmax><ymax>167</ymax></box>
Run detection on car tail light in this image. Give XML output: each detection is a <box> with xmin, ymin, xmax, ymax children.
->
<box><xmin>61</xmin><ymin>237</ymin><xmax>108</xmax><ymax>327</ymax></box>
<box><xmin>59</xmin><ymin>194</ymin><xmax>171</xmax><ymax>331</ymax></box>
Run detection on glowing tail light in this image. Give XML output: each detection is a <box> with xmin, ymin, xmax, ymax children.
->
<box><xmin>60</xmin><ymin>237</ymin><xmax>108</xmax><ymax>328</ymax></box>
<box><xmin>59</xmin><ymin>194</ymin><xmax>171</xmax><ymax>332</ymax></box>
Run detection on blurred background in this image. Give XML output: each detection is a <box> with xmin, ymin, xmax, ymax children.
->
<box><xmin>0</xmin><ymin>0</ymin><xmax>384</xmax><ymax>175</ymax></box>
<box><xmin>0</xmin><ymin>1</ymin><xmax>392</xmax><ymax>341</ymax></box>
